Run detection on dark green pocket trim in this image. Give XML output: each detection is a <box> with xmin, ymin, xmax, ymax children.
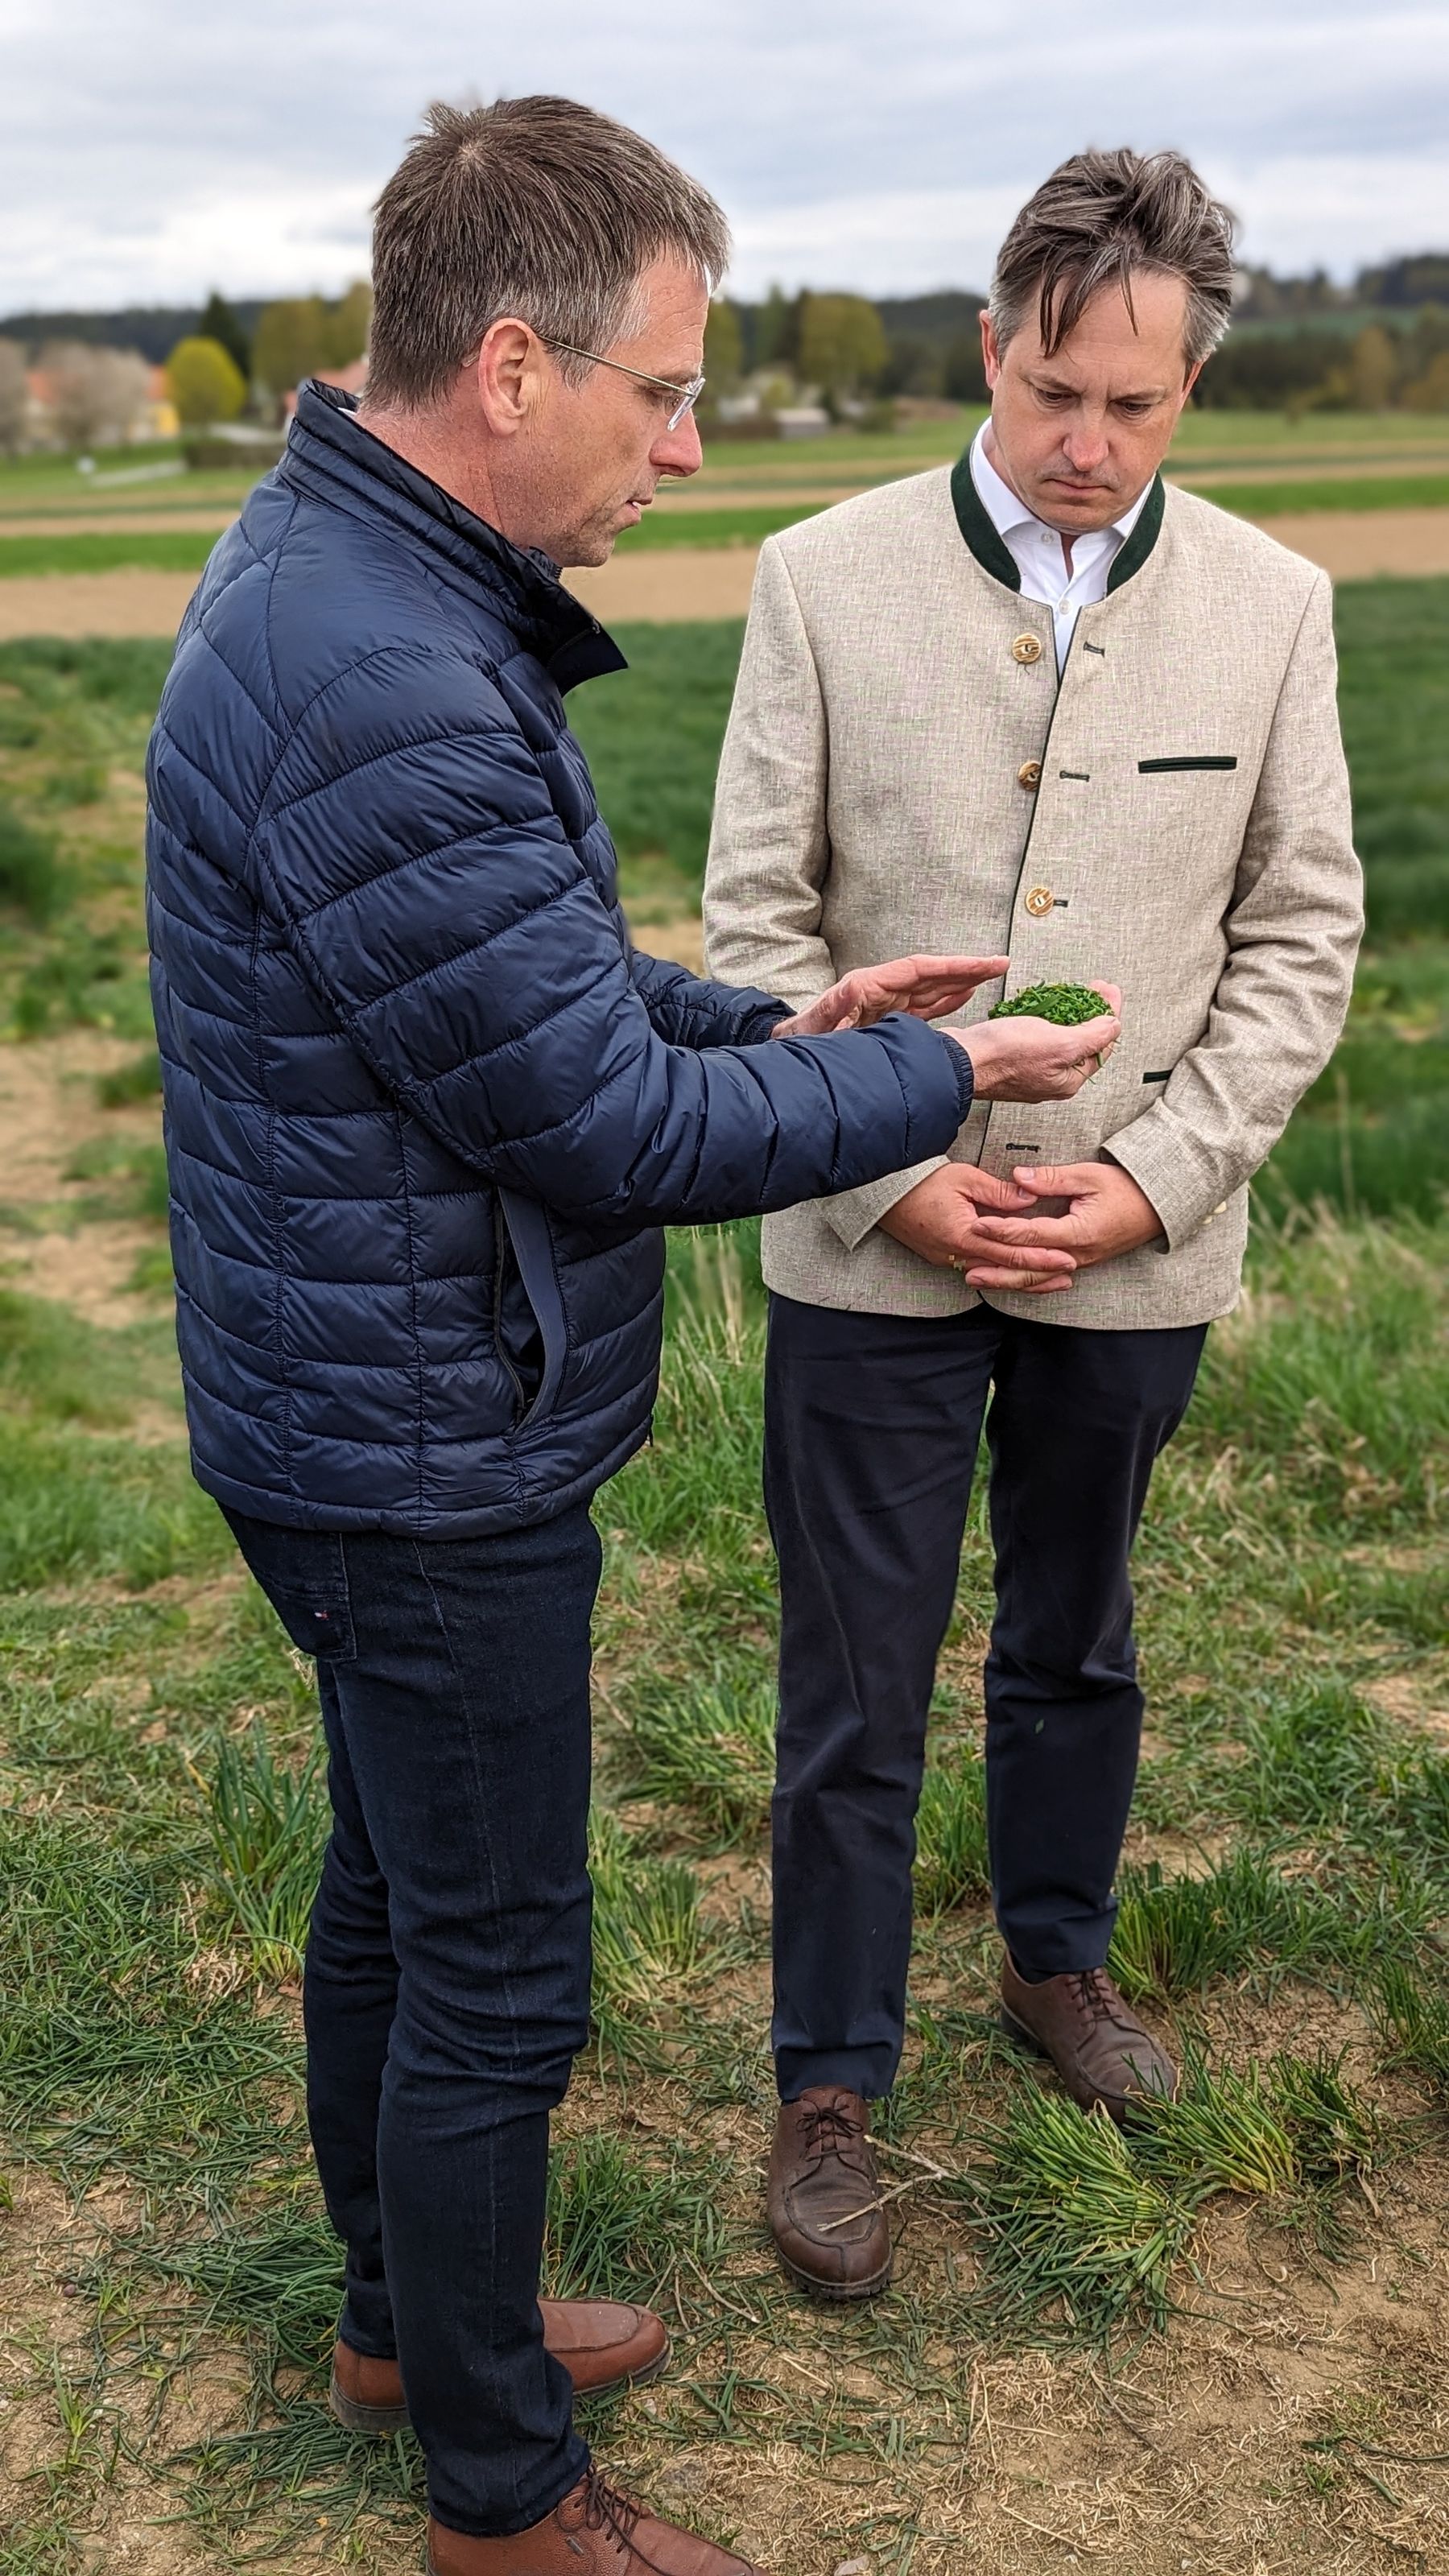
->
<box><xmin>1138</xmin><ymin>755</ymin><xmax>1238</xmax><ymax>773</ymax></box>
<box><xmin>1142</xmin><ymin>1070</ymin><xmax>1171</xmax><ymax>1084</ymax></box>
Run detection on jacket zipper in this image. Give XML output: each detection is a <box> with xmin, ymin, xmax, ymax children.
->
<box><xmin>492</xmin><ymin>1208</ymin><xmax>527</xmax><ymax>1423</ymax></box>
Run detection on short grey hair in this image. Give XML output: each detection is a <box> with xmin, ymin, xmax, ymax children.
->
<box><xmin>367</xmin><ymin>95</ymin><xmax>731</xmax><ymax>411</ymax></box>
<box><xmin>989</xmin><ymin>148</ymin><xmax>1237</xmax><ymax>369</ymax></box>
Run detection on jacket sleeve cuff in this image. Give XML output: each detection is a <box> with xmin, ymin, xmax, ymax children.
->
<box><xmin>1104</xmin><ymin>1111</ymin><xmax>1225</xmax><ymax>1251</ymax></box>
<box><xmin>741</xmin><ymin>1001</ymin><xmax>794</xmax><ymax>1043</ymax></box>
<box><xmin>820</xmin><ymin>1030</ymin><xmax>971</xmax><ymax>1249</ymax></box>
<box><xmin>947</xmin><ymin>1035</ymin><xmax>976</xmax><ymax>1123</ymax></box>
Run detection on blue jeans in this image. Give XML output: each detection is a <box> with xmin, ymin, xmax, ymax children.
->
<box><xmin>223</xmin><ymin>1507</ymin><xmax>601</xmax><ymax>2540</ymax></box>
<box><xmin>763</xmin><ymin>1296</ymin><xmax>1206</xmax><ymax>2103</ymax></box>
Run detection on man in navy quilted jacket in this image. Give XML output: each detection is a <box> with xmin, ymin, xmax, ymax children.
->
<box><xmin>147</xmin><ymin>95</ymin><xmax>1116</xmax><ymax>2576</ymax></box>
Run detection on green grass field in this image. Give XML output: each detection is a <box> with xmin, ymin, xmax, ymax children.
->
<box><xmin>2</xmin><ymin>599</ymin><xmax>1449</xmax><ymax>2571</ymax></box>
<box><xmin>2</xmin><ymin>407</ymin><xmax>1449</xmax><ymax>582</ymax></box>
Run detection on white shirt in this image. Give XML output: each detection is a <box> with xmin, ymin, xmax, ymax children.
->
<box><xmin>969</xmin><ymin>427</ymin><xmax>1153</xmax><ymax>673</ymax></box>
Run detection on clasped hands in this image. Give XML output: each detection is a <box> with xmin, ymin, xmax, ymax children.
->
<box><xmin>770</xmin><ymin>952</ymin><xmax>1160</xmax><ymax>1292</ymax></box>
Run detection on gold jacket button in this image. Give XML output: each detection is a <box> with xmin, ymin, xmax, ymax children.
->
<box><xmin>1017</xmin><ymin>760</ymin><xmax>1042</xmax><ymax>791</ymax></box>
<box><xmin>1024</xmin><ymin>885</ymin><xmax>1054</xmax><ymax>918</ymax></box>
<box><xmin>1011</xmin><ymin>633</ymin><xmax>1045</xmax><ymax>665</ymax></box>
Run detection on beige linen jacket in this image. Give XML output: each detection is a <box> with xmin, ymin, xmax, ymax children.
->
<box><xmin>703</xmin><ymin>464</ymin><xmax>1364</xmax><ymax>1329</ymax></box>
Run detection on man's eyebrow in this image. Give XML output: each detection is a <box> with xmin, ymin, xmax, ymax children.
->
<box><xmin>1027</xmin><ymin>370</ymin><xmax>1170</xmax><ymax>401</ymax></box>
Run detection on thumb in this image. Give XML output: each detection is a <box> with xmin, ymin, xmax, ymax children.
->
<box><xmin>1013</xmin><ymin>1163</ymin><xmax>1082</xmax><ymax>1195</ymax></box>
<box><xmin>969</xmin><ymin>1166</ymin><xmax>1038</xmax><ymax>1208</ymax></box>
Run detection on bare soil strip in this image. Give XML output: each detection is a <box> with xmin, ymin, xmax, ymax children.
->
<box><xmin>1</xmin><ymin>509</ymin><xmax>1447</xmax><ymax>642</ymax></box>
<box><xmin>0</xmin><ymin>509</ymin><xmax>237</xmax><ymax>539</ymax></box>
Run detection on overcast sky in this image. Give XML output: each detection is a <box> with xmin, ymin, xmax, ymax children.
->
<box><xmin>2</xmin><ymin>0</ymin><xmax>1447</xmax><ymax>315</ymax></box>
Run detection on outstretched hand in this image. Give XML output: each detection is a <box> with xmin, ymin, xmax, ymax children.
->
<box><xmin>770</xmin><ymin>954</ymin><xmax>1012</xmax><ymax>1041</ymax></box>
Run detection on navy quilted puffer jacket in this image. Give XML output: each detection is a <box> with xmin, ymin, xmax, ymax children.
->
<box><xmin>146</xmin><ymin>385</ymin><xmax>973</xmax><ymax>1534</ymax></box>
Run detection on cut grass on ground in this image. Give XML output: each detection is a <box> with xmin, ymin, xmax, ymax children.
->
<box><xmin>3</xmin><ymin>601</ymin><xmax>1449</xmax><ymax>2572</ymax></box>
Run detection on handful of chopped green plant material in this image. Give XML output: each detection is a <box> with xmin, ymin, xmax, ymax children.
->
<box><xmin>989</xmin><ymin>980</ymin><xmax>1108</xmax><ymax>1026</ymax></box>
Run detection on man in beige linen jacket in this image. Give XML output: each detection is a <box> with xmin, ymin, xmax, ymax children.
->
<box><xmin>704</xmin><ymin>147</ymin><xmax>1364</xmax><ymax>2301</ymax></box>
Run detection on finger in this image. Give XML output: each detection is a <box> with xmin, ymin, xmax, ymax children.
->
<box><xmin>1088</xmin><ymin>981</ymin><xmax>1123</xmax><ymax>1017</ymax></box>
<box><xmin>957</xmin><ymin>1232</ymin><xmax>1076</xmax><ymax>1268</ymax></box>
<box><xmin>1010</xmin><ymin>1164</ymin><xmax>1094</xmax><ymax>1195</ymax></box>
<box><xmin>972</xmin><ymin>1217</ymin><xmax>1079</xmax><ymax>1251</ymax></box>
<box><xmin>905</xmin><ymin>953</ymin><xmax>1010</xmax><ymax>982</ymax></box>
<box><xmin>962</xmin><ymin>1265</ymin><xmax>1075</xmax><ymax>1293</ymax></box>
<box><xmin>964</xmin><ymin>1169</ymin><xmax>1039</xmax><ymax>1210</ymax></box>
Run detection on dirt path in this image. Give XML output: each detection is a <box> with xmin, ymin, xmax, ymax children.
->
<box><xmin>1</xmin><ymin>508</ymin><xmax>1447</xmax><ymax>643</ymax></box>
<box><xmin>0</xmin><ymin>510</ymin><xmax>237</xmax><ymax>539</ymax></box>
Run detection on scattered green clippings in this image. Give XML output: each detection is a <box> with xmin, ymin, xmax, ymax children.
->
<box><xmin>989</xmin><ymin>980</ymin><xmax>1108</xmax><ymax>1025</ymax></box>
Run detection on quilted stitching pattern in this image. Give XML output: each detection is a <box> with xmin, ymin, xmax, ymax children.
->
<box><xmin>145</xmin><ymin>384</ymin><xmax>971</xmax><ymax>1535</ymax></box>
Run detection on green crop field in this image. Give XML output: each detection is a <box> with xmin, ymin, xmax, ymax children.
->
<box><xmin>3</xmin><ymin>407</ymin><xmax>1449</xmax><ymax>584</ymax></box>
<box><xmin>2</xmin><ymin>600</ymin><xmax>1449</xmax><ymax>2572</ymax></box>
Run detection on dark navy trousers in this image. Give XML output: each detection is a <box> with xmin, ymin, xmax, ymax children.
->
<box><xmin>223</xmin><ymin>1506</ymin><xmax>600</xmax><ymax>2541</ymax></box>
<box><xmin>763</xmin><ymin>1294</ymin><xmax>1206</xmax><ymax>2104</ymax></box>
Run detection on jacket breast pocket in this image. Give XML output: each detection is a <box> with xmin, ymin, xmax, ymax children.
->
<box><xmin>1137</xmin><ymin>756</ymin><xmax>1239</xmax><ymax>774</ymax></box>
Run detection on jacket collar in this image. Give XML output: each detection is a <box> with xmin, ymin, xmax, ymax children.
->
<box><xmin>949</xmin><ymin>444</ymin><xmax>1166</xmax><ymax>599</ymax></box>
<box><xmin>279</xmin><ymin>381</ymin><xmax>627</xmax><ymax>691</ymax></box>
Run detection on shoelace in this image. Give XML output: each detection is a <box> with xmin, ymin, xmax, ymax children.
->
<box><xmin>575</xmin><ymin>2468</ymin><xmax>645</xmax><ymax>2553</ymax></box>
<box><xmin>799</xmin><ymin>2099</ymin><xmax>865</xmax><ymax>2153</ymax></box>
<box><xmin>796</xmin><ymin>2098</ymin><xmax>871</xmax><ymax>2177</ymax></box>
<box><xmin>1067</xmin><ymin>1968</ymin><xmax>1127</xmax><ymax>2025</ymax></box>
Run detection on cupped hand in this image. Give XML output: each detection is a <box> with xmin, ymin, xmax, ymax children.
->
<box><xmin>947</xmin><ymin>982</ymin><xmax>1121</xmax><ymax>1101</ymax></box>
<box><xmin>770</xmin><ymin>953</ymin><xmax>1011</xmax><ymax>1041</ymax></box>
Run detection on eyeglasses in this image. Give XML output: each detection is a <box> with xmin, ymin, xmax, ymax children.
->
<box><xmin>542</xmin><ymin>339</ymin><xmax>705</xmax><ymax>433</ymax></box>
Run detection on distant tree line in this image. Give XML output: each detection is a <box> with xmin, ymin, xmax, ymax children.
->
<box><xmin>706</xmin><ymin>256</ymin><xmax>1449</xmax><ymax>417</ymax></box>
<box><xmin>5</xmin><ymin>250</ymin><xmax>1449</xmax><ymax>452</ymax></box>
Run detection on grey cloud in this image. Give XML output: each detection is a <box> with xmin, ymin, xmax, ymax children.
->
<box><xmin>2</xmin><ymin>0</ymin><xmax>1445</xmax><ymax>308</ymax></box>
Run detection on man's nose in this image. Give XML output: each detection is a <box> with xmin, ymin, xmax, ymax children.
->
<box><xmin>653</xmin><ymin>411</ymin><xmax>703</xmax><ymax>478</ymax></box>
<box><xmin>1062</xmin><ymin>420</ymin><xmax>1110</xmax><ymax>473</ymax></box>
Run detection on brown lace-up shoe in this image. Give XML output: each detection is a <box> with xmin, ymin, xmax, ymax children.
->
<box><xmin>766</xmin><ymin>2086</ymin><xmax>892</xmax><ymax>2299</ymax></box>
<box><xmin>1000</xmin><ymin>1957</ymin><xmax>1178</xmax><ymax>2123</ymax></box>
<box><xmin>425</xmin><ymin>2468</ymin><xmax>768</xmax><ymax>2573</ymax></box>
<box><xmin>329</xmin><ymin>2301</ymin><xmax>669</xmax><ymax>2435</ymax></box>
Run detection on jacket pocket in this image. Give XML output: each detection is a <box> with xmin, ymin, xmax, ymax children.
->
<box><xmin>1137</xmin><ymin>755</ymin><xmax>1238</xmax><ymax>773</ymax></box>
<box><xmin>222</xmin><ymin>1513</ymin><xmax>357</xmax><ymax>1661</ymax></box>
<box><xmin>496</xmin><ymin>1187</ymin><xmax>570</xmax><ymax>1430</ymax></box>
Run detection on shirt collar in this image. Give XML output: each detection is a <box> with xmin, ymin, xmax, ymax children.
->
<box><xmin>968</xmin><ymin>425</ymin><xmax>1153</xmax><ymax>553</ymax></box>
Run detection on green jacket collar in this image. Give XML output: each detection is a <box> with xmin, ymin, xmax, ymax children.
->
<box><xmin>949</xmin><ymin>448</ymin><xmax>1166</xmax><ymax>597</ymax></box>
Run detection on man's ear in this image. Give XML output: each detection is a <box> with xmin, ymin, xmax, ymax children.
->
<box><xmin>1179</xmin><ymin>357</ymin><xmax>1204</xmax><ymax>411</ymax></box>
<box><xmin>979</xmin><ymin>308</ymin><xmax>1002</xmax><ymax>392</ymax></box>
<box><xmin>476</xmin><ymin>318</ymin><xmax>538</xmax><ymax>437</ymax></box>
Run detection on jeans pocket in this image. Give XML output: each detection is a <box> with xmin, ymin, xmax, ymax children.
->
<box><xmin>222</xmin><ymin>1511</ymin><xmax>357</xmax><ymax>1661</ymax></box>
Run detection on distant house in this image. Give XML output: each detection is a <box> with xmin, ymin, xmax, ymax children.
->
<box><xmin>146</xmin><ymin>365</ymin><xmax>180</xmax><ymax>440</ymax></box>
<box><xmin>283</xmin><ymin>357</ymin><xmax>369</xmax><ymax>417</ymax></box>
<box><xmin>23</xmin><ymin>348</ymin><xmax>169</xmax><ymax>448</ymax></box>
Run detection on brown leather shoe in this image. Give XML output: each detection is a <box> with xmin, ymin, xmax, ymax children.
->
<box><xmin>426</xmin><ymin>2468</ymin><xmax>767</xmax><ymax>2572</ymax></box>
<box><xmin>329</xmin><ymin>2300</ymin><xmax>669</xmax><ymax>2435</ymax></box>
<box><xmin>1000</xmin><ymin>1956</ymin><xmax>1178</xmax><ymax>2123</ymax></box>
<box><xmin>766</xmin><ymin>2087</ymin><xmax>892</xmax><ymax>2300</ymax></box>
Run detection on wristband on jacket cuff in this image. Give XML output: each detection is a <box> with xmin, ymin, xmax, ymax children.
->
<box><xmin>947</xmin><ymin>1035</ymin><xmax>976</xmax><ymax>1121</ymax></box>
<box><xmin>744</xmin><ymin>1001</ymin><xmax>795</xmax><ymax>1043</ymax></box>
